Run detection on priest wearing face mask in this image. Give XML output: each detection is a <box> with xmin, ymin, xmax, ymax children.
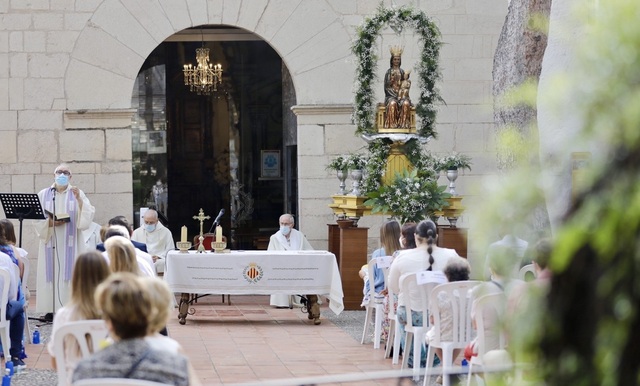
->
<box><xmin>267</xmin><ymin>214</ymin><xmax>322</xmax><ymax>325</ymax></box>
<box><xmin>34</xmin><ymin>164</ymin><xmax>95</xmax><ymax>317</ymax></box>
<box><xmin>131</xmin><ymin>209</ymin><xmax>175</xmax><ymax>275</ymax></box>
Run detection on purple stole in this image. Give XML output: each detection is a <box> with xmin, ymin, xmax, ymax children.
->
<box><xmin>43</xmin><ymin>187</ymin><xmax>78</xmax><ymax>282</ymax></box>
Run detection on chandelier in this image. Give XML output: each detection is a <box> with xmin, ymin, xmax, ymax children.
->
<box><xmin>183</xmin><ymin>37</ymin><xmax>223</xmax><ymax>95</ymax></box>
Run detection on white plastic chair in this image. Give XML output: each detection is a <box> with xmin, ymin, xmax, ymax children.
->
<box><xmin>518</xmin><ymin>264</ymin><xmax>536</xmax><ymax>281</ymax></box>
<box><xmin>17</xmin><ymin>254</ymin><xmax>31</xmax><ymax>344</ymax></box>
<box><xmin>0</xmin><ymin>269</ymin><xmax>12</xmax><ymax>360</ymax></box>
<box><xmin>399</xmin><ymin>272</ymin><xmax>444</xmax><ymax>381</ymax></box>
<box><xmin>384</xmin><ymin>281</ymin><xmax>402</xmax><ymax>364</ymax></box>
<box><xmin>73</xmin><ymin>379</ymin><xmax>172</xmax><ymax>385</ymax></box>
<box><xmin>361</xmin><ymin>261</ymin><xmax>384</xmax><ymax>349</ymax></box>
<box><xmin>54</xmin><ymin>320</ymin><xmax>109</xmax><ymax>386</ymax></box>
<box><xmin>424</xmin><ymin>281</ymin><xmax>481</xmax><ymax>386</ymax></box>
<box><xmin>466</xmin><ymin>293</ymin><xmax>509</xmax><ymax>386</ymax></box>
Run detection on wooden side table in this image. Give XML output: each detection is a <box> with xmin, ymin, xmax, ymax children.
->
<box><xmin>438</xmin><ymin>226</ymin><xmax>468</xmax><ymax>258</ymax></box>
<box><xmin>328</xmin><ymin>224</ymin><xmax>368</xmax><ymax>310</ymax></box>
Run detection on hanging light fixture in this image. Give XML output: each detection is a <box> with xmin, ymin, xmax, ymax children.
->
<box><xmin>183</xmin><ymin>29</ymin><xmax>223</xmax><ymax>95</ymax></box>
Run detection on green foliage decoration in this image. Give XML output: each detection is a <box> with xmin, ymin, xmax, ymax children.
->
<box><xmin>352</xmin><ymin>4</ymin><xmax>443</xmax><ymax>138</ymax></box>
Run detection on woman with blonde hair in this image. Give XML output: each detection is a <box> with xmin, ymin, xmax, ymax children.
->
<box><xmin>47</xmin><ymin>250</ymin><xmax>110</xmax><ymax>381</ymax></box>
<box><xmin>141</xmin><ymin>276</ymin><xmax>202</xmax><ymax>385</ymax></box>
<box><xmin>104</xmin><ymin>235</ymin><xmax>139</xmax><ymax>275</ymax></box>
<box><xmin>72</xmin><ymin>273</ymin><xmax>189</xmax><ymax>385</ymax></box>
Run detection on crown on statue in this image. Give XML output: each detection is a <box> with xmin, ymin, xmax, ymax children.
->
<box><xmin>389</xmin><ymin>45</ymin><xmax>404</xmax><ymax>57</ymax></box>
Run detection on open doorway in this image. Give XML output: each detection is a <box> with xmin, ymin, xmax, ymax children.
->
<box><xmin>131</xmin><ymin>27</ymin><xmax>296</xmax><ymax>248</ymax></box>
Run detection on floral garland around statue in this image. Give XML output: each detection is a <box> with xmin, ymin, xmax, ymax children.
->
<box><xmin>352</xmin><ymin>4</ymin><xmax>443</xmax><ymax>138</ymax></box>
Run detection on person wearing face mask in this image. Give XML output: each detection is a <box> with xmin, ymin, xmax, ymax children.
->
<box><xmin>267</xmin><ymin>214</ymin><xmax>321</xmax><ymax>324</ymax></box>
<box><xmin>34</xmin><ymin>163</ymin><xmax>95</xmax><ymax>318</ymax></box>
<box><xmin>131</xmin><ymin>209</ymin><xmax>175</xmax><ymax>275</ymax></box>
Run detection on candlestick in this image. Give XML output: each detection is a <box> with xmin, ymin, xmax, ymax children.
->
<box><xmin>181</xmin><ymin>226</ymin><xmax>187</xmax><ymax>243</ymax></box>
<box><xmin>216</xmin><ymin>225</ymin><xmax>222</xmax><ymax>243</ymax></box>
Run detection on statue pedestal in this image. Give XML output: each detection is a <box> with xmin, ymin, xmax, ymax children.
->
<box><xmin>328</xmin><ymin>223</ymin><xmax>368</xmax><ymax>310</ymax></box>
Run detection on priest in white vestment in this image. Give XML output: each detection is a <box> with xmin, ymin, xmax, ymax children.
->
<box><xmin>34</xmin><ymin>164</ymin><xmax>95</xmax><ymax>315</ymax></box>
<box><xmin>131</xmin><ymin>209</ymin><xmax>175</xmax><ymax>274</ymax></box>
<box><xmin>267</xmin><ymin>214</ymin><xmax>321</xmax><ymax>324</ymax></box>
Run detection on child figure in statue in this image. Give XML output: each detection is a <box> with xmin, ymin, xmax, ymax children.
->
<box><xmin>398</xmin><ymin>70</ymin><xmax>412</xmax><ymax>129</ymax></box>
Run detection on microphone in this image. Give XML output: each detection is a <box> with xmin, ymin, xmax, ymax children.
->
<box><xmin>213</xmin><ymin>209</ymin><xmax>225</xmax><ymax>226</ymax></box>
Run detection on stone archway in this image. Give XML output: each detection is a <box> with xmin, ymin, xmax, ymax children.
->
<box><xmin>64</xmin><ymin>0</ymin><xmax>353</xmax><ymax>111</ymax></box>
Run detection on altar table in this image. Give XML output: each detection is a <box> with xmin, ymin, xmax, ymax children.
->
<box><xmin>165</xmin><ymin>250</ymin><xmax>344</xmax><ymax>324</ymax></box>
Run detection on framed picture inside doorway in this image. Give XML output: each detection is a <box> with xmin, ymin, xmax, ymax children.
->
<box><xmin>261</xmin><ymin>150</ymin><xmax>280</xmax><ymax>178</ymax></box>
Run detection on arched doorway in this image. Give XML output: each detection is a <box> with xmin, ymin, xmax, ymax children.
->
<box><xmin>130</xmin><ymin>26</ymin><xmax>297</xmax><ymax>248</ymax></box>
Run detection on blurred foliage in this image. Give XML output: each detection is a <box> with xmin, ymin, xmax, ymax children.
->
<box><xmin>472</xmin><ymin>1</ymin><xmax>640</xmax><ymax>385</ymax></box>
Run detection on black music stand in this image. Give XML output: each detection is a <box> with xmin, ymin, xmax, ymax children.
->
<box><xmin>0</xmin><ymin>193</ymin><xmax>45</xmax><ymax>247</ymax></box>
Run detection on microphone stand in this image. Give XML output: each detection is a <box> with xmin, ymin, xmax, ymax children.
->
<box><xmin>51</xmin><ymin>187</ymin><xmax>56</xmax><ymax>322</ymax></box>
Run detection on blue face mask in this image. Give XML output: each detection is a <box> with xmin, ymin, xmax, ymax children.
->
<box><xmin>55</xmin><ymin>175</ymin><xmax>69</xmax><ymax>186</ymax></box>
<box><xmin>280</xmin><ymin>226</ymin><xmax>291</xmax><ymax>236</ymax></box>
<box><xmin>145</xmin><ymin>223</ymin><xmax>157</xmax><ymax>232</ymax></box>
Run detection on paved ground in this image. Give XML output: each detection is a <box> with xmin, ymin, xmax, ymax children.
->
<box><xmin>9</xmin><ymin>295</ymin><xmax>449</xmax><ymax>385</ymax></box>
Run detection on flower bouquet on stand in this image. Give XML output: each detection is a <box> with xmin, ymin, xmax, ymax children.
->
<box><xmin>364</xmin><ymin>169</ymin><xmax>450</xmax><ymax>224</ymax></box>
<box><xmin>326</xmin><ymin>155</ymin><xmax>349</xmax><ymax>195</ymax></box>
<box><xmin>436</xmin><ymin>152</ymin><xmax>472</xmax><ymax>196</ymax></box>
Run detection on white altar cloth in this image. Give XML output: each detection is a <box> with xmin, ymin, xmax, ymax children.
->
<box><xmin>165</xmin><ymin>250</ymin><xmax>344</xmax><ymax>315</ymax></box>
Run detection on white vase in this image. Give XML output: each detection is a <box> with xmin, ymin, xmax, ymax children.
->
<box><xmin>350</xmin><ymin>169</ymin><xmax>363</xmax><ymax>196</ymax></box>
<box><xmin>337</xmin><ymin>170</ymin><xmax>347</xmax><ymax>195</ymax></box>
<box><xmin>446</xmin><ymin>168</ymin><xmax>459</xmax><ymax>195</ymax></box>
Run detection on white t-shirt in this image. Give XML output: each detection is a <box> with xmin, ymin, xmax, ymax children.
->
<box><xmin>388</xmin><ymin>245</ymin><xmax>460</xmax><ymax>308</ymax></box>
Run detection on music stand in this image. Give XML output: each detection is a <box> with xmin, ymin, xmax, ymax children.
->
<box><xmin>0</xmin><ymin>193</ymin><xmax>45</xmax><ymax>247</ymax></box>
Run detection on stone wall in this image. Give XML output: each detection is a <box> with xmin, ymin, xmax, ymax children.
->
<box><xmin>0</xmin><ymin>0</ymin><xmax>508</xmax><ymax>290</ymax></box>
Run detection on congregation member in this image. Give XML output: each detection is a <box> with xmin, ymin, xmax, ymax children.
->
<box><xmin>104</xmin><ymin>236</ymin><xmax>142</xmax><ymax>276</ymax></box>
<box><xmin>466</xmin><ymin>245</ymin><xmax>526</xmax><ymax>363</ymax></box>
<box><xmin>400</xmin><ymin>222</ymin><xmax>417</xmax><ymax>249</ymax></box>
<box><xmin>34</xmin><ymin>163</ymin><xmax>95</xmax><ymax>317</ymax></box>
<box><xmin>0</xmin><ymin>250</ymin><xmax>26</xmax><ymax>369</ymax></box>
<box><xmin>0</xmin><ymin>221</ymin><xmax>24</xmax><ymax>283</ymax></box>
<box><xmin>425</xmin><ymin>257</ymin><xmax>472</xmax><ymax>366</ymax></box>
<box><xmin>0</xmin><ymin>219</ymin><xmax>27</xmax><ymax>276</ymax></box>
<box><xmin>81</xmin><ymin>221</ymin><xmax>102</xmax><ymax>253</ymax></box>
<box><xmin>96</xmin><ymin>215</ymin><xmax>147</xmax><ymax>252</ymax></box>
<box><xmin>47</xmin><ymin>251</ymin><xmax>110</xmax><ymax>383</ymax></box>
<box><xmin>72</xmin><ymin>273</ymin><xmax>189</xmax><ymax>385</ymax></box>
<box><xmin>483</xmin><ymin>227</ymin><xmax>528</xmax><ymax>280</ymax></box>
<box><xmin>387</xmin><ymin>219</ymin><xmax>461</xmax><ymax>368</ymax></box>
<box><xmin>358</xmin><ymin>220</ymin><xmax>402</xmax><ymax>346</ymax></box>
<box><xmin>359</xmin><ymin>219</ymin><xmax>402</xmax><ymax>305</ymax></box>
<box><xmin>267</xmin><ymin>213</ymin><xmax>322</xmax><ymax>325</ymax></box>
<box><xmin>131</xmin><ymin>209</ymin><xmax>174</xmax><ymax>275</ymax></box>
<box><xmin>141</xmin><ymin>277</ymin><xmax>202</xmax><ymax>385</ymax></box>
<box><xmin>102</xmin><ymin>226</ymin><xmax>155</xmax><ymax>277</ymax></box>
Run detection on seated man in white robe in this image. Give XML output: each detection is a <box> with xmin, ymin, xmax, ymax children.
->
<box><xmin>131</xmin><ymin>209</ymin><xmax>175</xmax><ymax>275</ymax></box>
<box><xmin>267</xmin><ymin>214</ymin><xmax>321</xmax><ymax>325</ymax></box>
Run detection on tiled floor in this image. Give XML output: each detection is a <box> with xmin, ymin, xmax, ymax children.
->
<box><xmin>21</xmin><ymin>294</ymin><xmax>406</xmax><ymax>385</ymax></box>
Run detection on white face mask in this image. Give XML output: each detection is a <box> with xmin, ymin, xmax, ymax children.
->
<box><xmin>145</xmin><ymin>223</ymin><xmax>157</xmax><ymax>232</ymax></box>
<box><xmin>399</xmin><ymin>237</ymin><xmax>405</xmax><ymax>248</ymax></box>
<box><xmin>280</xmin><ymin>226</ymin><xmax>291</xmax><ymax>236</ymax></box>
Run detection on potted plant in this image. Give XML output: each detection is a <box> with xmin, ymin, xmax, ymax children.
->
<box><xmin>343</xmin><ymin>153</ymin><xmax>367</xmax><ymax>196</ymax></box>
<box><xmin>437</xmin><ymin>152</ymin><xmax>472</xmax><ymax>196</ymax></box>
<box><xmin>326</xmin><ymin>155</ymin><xmax>348</xmax><ymax>172</ymax></box>
<box><xmin>346</xmin><ymin>152</ymin><xmax>368</xmax><ymax>171</ymax></box>
<box><xmin>326</xmin><ymin>155</ymin><xmax>349</xmax><ymax>195</ymax></box>
<box><xmin>364</xmin><ymin>169</ymin><xmax>450</xmax><ymax>223</ymax></box>
<box><xmin>436</xmin><ymin>152</ymin><xmax>472</xmax><ymax>172</ymax></box>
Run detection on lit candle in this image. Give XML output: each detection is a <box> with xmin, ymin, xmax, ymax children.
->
<box><xmin>181</xmin><ymin>226</ymin><xmax>187</xmax><ymax>243</ymax></box>
<box><xmin>216</xmin><ymin>225</ymin><xmax>222</xmax><ymax>243</ymax></box>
